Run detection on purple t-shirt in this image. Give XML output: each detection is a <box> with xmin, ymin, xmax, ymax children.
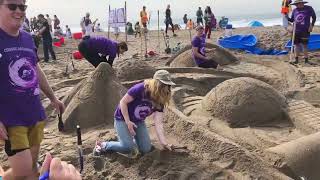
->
<box><xmin>0</xmin><ymin>28</ymin><xmax>46</xmax><ymax>127</ymax></box>
<box><xmin>290</xmin><ymin>5</ymin><xmax>316</xmax><ymax>33</ymax></box>
<box><xmin>85</xmin><ymin>37</ymin><xmax>118</xmax><ymax>62</ymax></box>
<box><xmin>114</xmin><ymin>82</ymin><xmax>163</xmax><ymax>122</ymax></box>
<box><xmin>192</xmin><ymin>33</ymin><xmax>206</xmax><ymax>65</ymax></box>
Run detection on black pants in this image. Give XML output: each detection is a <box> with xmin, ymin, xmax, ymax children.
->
<box><xmin>78</xmin><ymin>39</ymin><xmax>112</xmax><ymax>68</ymax></box>
<box><xmin>165</xmin><ymin>18</ymin><xmax>174</xmax><ymax>34</ymax></box>
<box><xmin>198</xmin><ymin>60</ymin><xmax>218</xmax><ymax>69</ymax></box>
<box><xmin>43</xmin><ymin>37</ymin><xmax>56</xmax><ymax>61</ymax></box>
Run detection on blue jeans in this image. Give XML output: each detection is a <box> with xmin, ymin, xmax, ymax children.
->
<box><xmin>42</xmin><ymin>37</ymin><xmax>56</xmax><ymax>61</ymax></box>
<box><xmin>105</xmin><ymin>120</ymin><xmax>151</xmax><ymax>154</ymax></box>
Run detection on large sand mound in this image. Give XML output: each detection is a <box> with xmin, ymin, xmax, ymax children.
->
<box><xmin>168</xmin><ymin>43</ymin><xmax>238</xmax><ymax>67</ymax></box>
<box><xmin>62</xmin><ymin>63</ymin><xmax>127</xmax><ymax>132</ymax></box>
<box><xmin>115</xmin><ymin>59</ymin><xmax>156</xmax><ymax>82</ymax></box>
<box><xmin>201</xmin><ymin>77</ymin><xmax>288</xmax><ymax>127</ymax></box>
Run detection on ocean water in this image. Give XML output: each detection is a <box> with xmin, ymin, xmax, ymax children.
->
<box><xmin>66</xmin><ymin>11</ymin><xmax>320</xmax><ymax>33</ymax></box>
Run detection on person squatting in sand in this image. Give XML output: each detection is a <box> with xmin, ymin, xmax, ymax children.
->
<box><xmin>78</xmin><ymin>36</ymin><xmax>128</xmax><ymax>68</ymax></box>
<box><xmin>0</xmin><ymin>0</ymin><xmax>65</xmax><ymax>179</ymax></box>
<box><xmin>287</xmin><ymin>0</ymin><xmax>316</xmax><ymax>65</ymax></box>
<box><xmin>94</xmin><ymin>70</ymin><xmax>176</xmax><ymax>156</ymax></box>
<box><xmin>192</xmin><ymin>25</ymin><xmax>220</xmax><ymax>69</ymax></box>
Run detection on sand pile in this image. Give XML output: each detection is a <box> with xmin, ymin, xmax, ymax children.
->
<box><xmin>62</xmin><ymin>63</ymin><xmax>127</xmax><ymax>132</ymax></box>
<box><xmin>168</xmin><ymin>43</ymin><xmax>238</xmax><ymax>67</ymax></box>
<box><xmin>267</xmin><ymin>132</ymin><xmax>320</xmax><ymax>179</ymax></box>
<box><xmin>201</xmin><ymin>77</ymin><xmax>288</xmax><ymax>127</ymax></box>
<box><xmin>115</xmin><ymin>59</ymin><xmax>156</xmax><ymax>82</ymax></box>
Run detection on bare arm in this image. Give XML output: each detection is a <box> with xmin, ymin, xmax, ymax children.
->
<box><xmin>37</xmin><ymin>64</ymin><xmax>56</xmax><ymax>101</ymax></box>
<box><xmin>153</xmin><ymin>112</ymin><xmax>168</xmax><ymax>146</ymax></box>
<box><xmin>37</xmin><ymin>64</ymin><xmax>65</xmax><ymax>113</ymax></box>
<box><xmin>192</xmin><ymin>46</ymin><xmax>208</xmax><ymax>60</ymax></box>
<box><xmin>119</xmin><ymin>94</ymin><xmax>134</xmax><ymax>123</ymax></box>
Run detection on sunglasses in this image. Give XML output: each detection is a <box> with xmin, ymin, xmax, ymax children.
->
<box><xmin>1</xmin><ymin>4</ymin><xmax>28</xmax><ymax>12</ymax></box>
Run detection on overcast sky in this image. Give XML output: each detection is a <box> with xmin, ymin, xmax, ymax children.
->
<box><xmin>26</xmin><ymin>0</ymin><xmax>319</xmax><ymax>26</ymax></box>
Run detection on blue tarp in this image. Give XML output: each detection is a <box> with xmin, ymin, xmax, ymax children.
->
<box><xmin>218</xmin><ymin>34</ymin><xmax>288</xmax><ymax>55</ymax></box>
<box><xmin>285</xmin><ymin>34</ymin><xmax>320</xmax><ymax>51</ymax></box>
<box><xmin>248</xmin><ymin>21</ymin><xmax>264</xmax><ymax>27</ymax></box>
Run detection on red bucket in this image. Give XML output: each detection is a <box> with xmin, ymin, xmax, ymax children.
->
<box><xmin>73</xmin><ymin>32</ymin><xmax>83</xmax><ymax>40</ymax></box>
<box><xmin>53</xmin><ymin>42</ymin><xmax>62</xmax><ymax>47</ymax></box>
<box><xmin>59</xmin><ymin>37</ymin><xmax>65</xmax><ymax>44</ymax></box>
<box><xmin>73</xmin><ymin>51</ymin><xmax>83</xmax><ymax>60</ymax></box>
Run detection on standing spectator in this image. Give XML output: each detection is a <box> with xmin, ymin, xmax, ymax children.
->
<box><xmin>196</xmin><ymin>7</ymin><xmax>204</xmax><ymax>26</ymax></box>
<box><xmin>53</xmin><ymin>15</ymin><xmax>60</xmax><ymax>30</ymax></box>
<box><xmin>164</xmin><ymin>4</ymin><xmax>176</xmax><ymax>37</ymax></box>
<box><xmin>65</xmin><ymin>25</ymin><xmax>72</xmax><ymax>38</ymax></box>
<box><xmin>21</xmin><ymin>17</ymin><xmax>30</xmax><ymax>32</ymax></box>
<box><xmin>37</xmin><ymin>14</ymin><xmax>56</xmax><ymax>62</ymax></box>
<box><xmin>281</xmin><ymin>0</ymin><xmax>292</xmax><ymax>32</ymax></box>
<box><xmin>204</xmin><ymin>6</ymin><xmax>216</xmax><ymax>39</ymax></box>
<box><xmin>287</xmin><ymin>0</ymin><xmax>317</xmax><ymax>64</ymax></box>
<box><xmin>0</xmin><ymin>1</ymin><xmax>64</xmax><ymax>179</ymax></box>
<box><xmin>46</xmin><ymin>14</ymin><xmax>52</xmax><ymax>32</ymax></box>
<box><xmin>135</xmin><ymin>22</ymin><xmax>141</xmax><ymax>38</ymax></box>
<box><xmin>183</xmin><ymin>14</ymin><xmax>188</xmax><ymax>29</ymax></box>
<box><xmin>81</xmin><ymin>12</ymin><xmax>98</xmax><ymax>37</ymax></box>
<box><xmin>140</xmin><ymin>6</ymin><xmax>148</xmax><ymax>28</ymax></box>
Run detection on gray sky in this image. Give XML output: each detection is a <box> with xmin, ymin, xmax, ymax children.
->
<box><xmin>26</xmin><ymin>0</ymin><xmax>319</xmax><ymax>26</ymax></box>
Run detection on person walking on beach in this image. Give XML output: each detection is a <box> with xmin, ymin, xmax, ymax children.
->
<box><xmin>140</xmin><ymin>6</ymin><xmax>148</xmax><ymax>28</ymax></box>
<box><xmin>93</xmin><ymin>70</ymin><xmax>176</xmax><ymax>156</ymax></box>
<box><xmin>204</xmin><ymin>6</ymin><xmax>216</xmax><ymax>39</ymax></box>
<box><xmin>53</xmin><ymin>15</ymin><xmax>60</xmax><ymax>31</ymax></box>
<box><xmin>183</xmin><ymin>14</ymin><xmax>188</xmax><ymax>29</ymax></box>
<box><xmin>196</xmin><ymin>7</ymin><xmax>204</xmax><ymax>26</ymax></box>
<box><xmin>287</xmin><ymin>0</ymin><xmax>316</xmax><ymax>64</ymax></box>
<box><xmin>78</xmin><ymin>36</ymin><xmax>128</xmax><ymax>67</ymax></box>
<box><xmin>281</xmin><ymin>0</ymin><xmax>292</xmax><ymax>32</ymax></box>
<box><xmin>192</xmin><ymin>25</ymin><xmax>219</xmax><ymax>69</ymax></box>
<box><xmin>46</xmin><ymin>14</ymin><xmax>52</xmax><ymax>32</ymax></box>
<box><xmin>37</xmin><ymin>14</ymin><xmax>57</xmax><ymax>62</ymax></box>
<box><xmin>0</xmin><ymin>1</ymin><xmax>65</xmax><ymax>179</ymax></box>
<box><xmin>165</xmin><ymin>4</ymin><xmax>176</xmax><ymax>37</ymax></box>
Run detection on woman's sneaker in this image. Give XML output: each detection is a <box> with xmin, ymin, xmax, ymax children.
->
<box><xmin>93</xmin><ymin>140</ymin><xmax>107</xmax><ymax>156</ymax></box>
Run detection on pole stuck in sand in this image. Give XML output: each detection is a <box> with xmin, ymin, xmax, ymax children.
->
<box><xmin>158</xmin><ymin>10</ymin><xmax>160</xmax><ymax>50</ymax></box>
<box><xmin>58</xmin><ymin>114</ymin><xmax>64</xmax><ymax>132</ymax></box>
<box><xmin>108</xmin><ymin>5</ymin><xmax>111</xmax><ymax>39</ymax></box>
<box><xmin>290</xmin><ymin>22</ymin><xmax>296</xmax><ymax>62</ymax></box>
<box><xmin>77</xmin><ymin>125</ymin><xmax>84</xmax><ymax>174</ymax></box>
<box><xmin>125</xmin><ymin>1</ymin><xmax>128</xmax><ymax>43</ymax></box>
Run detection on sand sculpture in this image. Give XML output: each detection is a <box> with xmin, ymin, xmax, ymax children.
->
<box><xmin>62</xmin><ymin>63</ymin><xmax>127</xmax><ymax>132</ymax></box>
<box><xmin>201</xmin><ymin>77</ymin><xmax>288</xmax><ymax>127</ymax></box>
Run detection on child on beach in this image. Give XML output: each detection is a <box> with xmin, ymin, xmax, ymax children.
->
<box><xmin>135</xmin><ymin>22</ymin><xmax>141</xmax><ymax>38</ymax></box>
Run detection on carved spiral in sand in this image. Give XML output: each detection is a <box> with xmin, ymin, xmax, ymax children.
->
<box><xmin>201</xmin><ymin>77</ymin><xmax>288</xmax><ymax>127</ymax></box>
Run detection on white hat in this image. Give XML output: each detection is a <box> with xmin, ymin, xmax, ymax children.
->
<box><xmin>153</xmin><ymin>70</ymin><xmax>176</xmax><ymax>86</ymax></box>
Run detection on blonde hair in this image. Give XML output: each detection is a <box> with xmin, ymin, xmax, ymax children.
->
<box><xmin>144</xmin><ymin>79</ymin><xmax>171</xmax><ymax>108</ymax></box>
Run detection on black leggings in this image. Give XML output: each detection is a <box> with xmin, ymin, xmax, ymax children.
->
<box><xmin>165</xmin><ymin>18</ymin><xmax>174</xmax><ymax>34</ymax></box>
<box><xmin>78</xmin><ymin>40</ymin><xmax>113</xmax><ymax>68</ymax></box>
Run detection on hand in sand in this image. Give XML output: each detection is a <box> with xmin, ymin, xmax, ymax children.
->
<box><xmin>40</xmin><ymin>153</ymin><xmax>82</xmax><ymax>180</ymax></box>
<box><xmin>163</xmin><ymin>143</ymin><xmax>173</xmax><ymax>151</ymax></box>
<box><xmin>51</xmin><ymin>98</ymin><xmax>65</xmax><ymax>114</ymax></box>
<box><xmin>126</xmin><ymin>121</ymin><xmax>137</xmax><ymax>136</ymax></box>
<box><xmin>0</xmin><ymin>121</ymin><xmax>8</xmax><ymax>141</ymax></box>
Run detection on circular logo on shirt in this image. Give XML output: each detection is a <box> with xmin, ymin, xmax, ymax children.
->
<box><xmin>296</xmin><ymin>14</ymin><xmax>306</xmax><ymax>25</ymax></box>
<box><xmin>134</xmin><ymin>102</ymin><xmax>152</xmax><ymax>120</ymax></box>
<box><xmin>8</xmin><ymin>57</ymin><xmax>39</xmax><ymax>95</ymax></box>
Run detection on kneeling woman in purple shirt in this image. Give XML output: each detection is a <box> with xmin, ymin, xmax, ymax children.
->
<box><xmin>192</xmin><ymin>25</ymin><xmax>219</xmax><ymax>68</ymax></box>
<box><xmin>78</xmin><ymin>36</ymin><xmax>128</xmax><ymax>67</ymax></box>
<box><xmin>94</xmin><ymin>70</ymin><xmax>175</xmax><ymax>155</ymax></box>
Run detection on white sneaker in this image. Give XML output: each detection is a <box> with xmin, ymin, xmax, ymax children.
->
<box><xmin>93</xmin><ymin>140</ymin><xmax>106</xmax><ymax>156</ymax></box>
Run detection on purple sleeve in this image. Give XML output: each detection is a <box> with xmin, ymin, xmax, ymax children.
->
<box><xmin>192</xmin><ymin>37</ymin><xmax>201</xmax><ymax>48</ymax></box>
<box><xmin>127</xmin><ymin>83</ymin><xmax>144</xmax><ymax>98</ymax></box>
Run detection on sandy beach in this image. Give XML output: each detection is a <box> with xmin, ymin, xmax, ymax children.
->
<box><xmin>1</xmin><ymin>25</ymin><xmax>320</xmax><ymax>179</ymax></box>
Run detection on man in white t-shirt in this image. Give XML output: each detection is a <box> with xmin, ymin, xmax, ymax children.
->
<box><xmin>46</xmin><ymin>14</ymin><xmax>52</xmax><ymax>32</ymax></box>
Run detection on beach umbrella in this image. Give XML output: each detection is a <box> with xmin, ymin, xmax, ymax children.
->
<box><xmin>248</xmin><ymin>21</ymin><xmax>264</xmax><ymax>27</ymax></box>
